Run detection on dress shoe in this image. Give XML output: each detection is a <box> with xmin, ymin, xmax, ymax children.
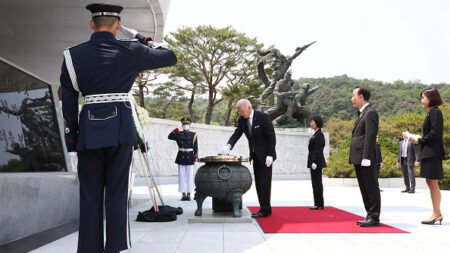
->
<box><xmin>359</xmin><ymin>217</ymin><xmax>380</xmax><ymax>227</ymax></box>
<box><xmin>252</xmin><ymin>212</ymin><xmax>271</xmax><ymax>218</ymax></box>
<box><xmin>356</xmin><ymin>218</ymin><xmax>367</xmax><ymax>225</ymax></box>
<box><xmin>401</xmin><ymin>189</ymin><xmax>410</xmax><ymax>193</ymax></box>
<box><xmin>421</xmin><ymin>215</ymin><xmax>443</xmax><ymax>225</ymax></box>
<box><xmin>309</xmin><ymin>206</ymin><xmax>324</xmax><ymax>210</ymax></box>
<box><xmin>408</xmin><ymin>189</ymin><xmax>415</xmax><ymax>193</ymax></box>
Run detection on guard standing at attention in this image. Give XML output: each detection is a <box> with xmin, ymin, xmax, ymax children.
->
<box><xmin>60</xmin><ymin>3</ymin><xmax>177</xmax><ymax>253</ymax></box>
<box><xmin>168</xmin><ymin>117</ymin><xmax>198</xmax><ymax>201</ymax></box>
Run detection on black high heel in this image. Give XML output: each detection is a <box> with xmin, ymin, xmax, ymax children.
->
<box><xmin>421</xmin><ymin>215</ymin><xmax>443</xmax><ymax>225</ymax></box>
<box><xmin>310</xmin><ymin>206</ymin><xmax>324</xmax><ymax>210</ymax></box>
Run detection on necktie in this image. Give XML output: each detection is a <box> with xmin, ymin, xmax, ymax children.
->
<box><xmin>247</xmin><ymin>118</ymin><xmax>252</xmax><ymax>135</ymax></box>
<box><xmin>357</xmin><ymin>111</ymin><xmax>361</xmax><ymax>118</ymax></box>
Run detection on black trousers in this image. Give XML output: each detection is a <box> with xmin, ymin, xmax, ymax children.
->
<box><xmin>310</xmin><ymin>167</ymin><xmax>324</xmax><ymax>207</ymax></box>
<box><xmin>77</xmin><ymin>145</ymin><xmax>133</xmax><ymax>253</ymax></box>
<box><xmin>354</xmin><ymin>164</ymin><xmax>381</xmax><ymax>220</ymax></box>
<box><xmin>401</xmin><ymin>157</ymin><xmax>415</xmax><ymax>190</ymax></box>
<box><xmin>252</xmin><ymin>156</ymin><xmax>272</xmax><ymax>213</ymax></box>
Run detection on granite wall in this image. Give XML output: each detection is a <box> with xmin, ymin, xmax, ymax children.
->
<box><xmin>139</xmin><ymin>118</ymin><xmax>330</xmax><ymax>179</ymax></box>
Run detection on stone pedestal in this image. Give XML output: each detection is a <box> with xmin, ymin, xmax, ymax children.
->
<box><xmin>188</xmin><ymin>208</ymin><xmax>252</xmax><ymax>224</ymax></box>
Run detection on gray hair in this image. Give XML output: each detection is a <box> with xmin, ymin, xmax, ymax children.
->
<box><xmin>236</xmin><ymin>99</ymin><xmax>252</xmax><ymax>108</ymax></box>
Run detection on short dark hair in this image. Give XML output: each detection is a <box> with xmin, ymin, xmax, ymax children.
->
<box><xmin>420</xmin><ymin>87</ymin><xmax>443</xmax><ymax>107</ymax></box>
<box><xmin>354</xmin><ymin>86</ymin><xmax>371</xmax><ymax>101</ymax></box>
<box><xmin>93</xmin><ymin>16</ymin><xmax>119</xmax><ymax>29</ymax></box>
<box><xmin>311</xmin><ymin>116</ymin><xmax>324</xmax><ymax>128</ymax></box>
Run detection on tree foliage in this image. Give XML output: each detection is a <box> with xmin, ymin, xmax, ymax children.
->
<box><xmin>163</xmin><ymin>25</ymin><xmax>264</xmax><ymax>124</ymax></box>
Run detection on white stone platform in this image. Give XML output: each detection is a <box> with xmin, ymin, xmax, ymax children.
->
<box><xmin>31</xmin><ymin>177</ymin><xmax>450</xmax><ymax>253</ymax></box>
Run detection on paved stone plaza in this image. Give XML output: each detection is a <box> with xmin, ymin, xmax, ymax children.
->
<box><xmin>31</xmin><ymin>177</ymin><xmax>450</xmax><ymax>253</ymax></box>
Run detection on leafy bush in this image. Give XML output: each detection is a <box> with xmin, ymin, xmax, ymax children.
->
<box><xmin>439</xmin><ymin>160</ymin><xmax>450</xmax><ymax>190</ymax></box>
<box><xmin>324</xmin><ymin>134</ymin><xmax>404</xmax><ymax>178</ymax></box>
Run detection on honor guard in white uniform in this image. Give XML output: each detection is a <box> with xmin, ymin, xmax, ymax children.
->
<box><xmin>168</xmin><ymin>117</ymin><xmax>198</xmax><ymax>201</ymax></box>
<box><xmin>60</xmin><ymin>3</ymin><xmax>177</xmax><ymax>252</ymax></box>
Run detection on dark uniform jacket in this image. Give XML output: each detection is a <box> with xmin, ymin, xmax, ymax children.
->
<box><xmin>61</xmin><ymin>32</ymin><xmax>177</xmax><ymax>151</ymax></box>
<box><xmin>307</xmin><ymin>129</ymin><xmax>327</xmax><ymax>168</ymax></box>
<box><xmin>397</xmin><ymin>139</ymin><xmax>419</xmax><ymax>166</ymax></box>
<box><xmin>168</xmin><ymin>129</ymin><xmax>198</xmax><ymax>165</ymax></box>
<box><xmin>228</xmin><ymin>110</ymin><xmax>276</xmax><ymax>164</ymax></box>
<box><xmin>349</xmin><ymin>105</ymin><xmax>379</xmax><ymax>165</ymax></box>
<box><xmin>418</xmin><ymin>107</ymin><xmax>445</xmax><ymax>160</ymax></box>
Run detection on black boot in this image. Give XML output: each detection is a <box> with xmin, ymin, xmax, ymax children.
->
<box><xmin>181</xmin><ymin>192</ymin><xmax>187</xmax><ymax>201</ymax></box>
<box><xmin>186</xmin><ymin>192</ymin><xmax>191</xmax><ymax>201</ymax></box>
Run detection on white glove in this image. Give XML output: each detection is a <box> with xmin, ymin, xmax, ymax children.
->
<box><xmin>311</xmin><ymin>162</ymin><xmax>317</xmax><ymax>170</ymax></box>
<box><xmin>265</xmin><ymin>156</ymin><xmax>273</xmax><ymax>167</ymax></box>
<box><xmin>221</xmin><ymin>144</ymin><xmax>231</xmax><ymax>154</ymax></box>
<box><xmin>69</xmin><ymin>152</ymin><xmax>78</xmax><ymax>164</ymax></box>
<box><xmin>119</xmin><ymin>25</ymin><xmax>138</xmax><ymax>39</ymax></box>
<box><xmin>361</xmin><ymin>159</ymin><xmax>371</xmax><ymax>167</ymax></box>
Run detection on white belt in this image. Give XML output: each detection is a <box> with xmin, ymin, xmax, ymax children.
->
<box><xmin>179</xmin><ymin>148</ymin><xmax>193</xmax><ymax>152</ymax></box>
<box><xmin>84</xmin><ymin>93</ymin><xmax>130</xmax><ymax>104</ymax></box>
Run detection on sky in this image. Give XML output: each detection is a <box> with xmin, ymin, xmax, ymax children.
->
<box><xmin>163</xmin><ymin>0</ymin><xmax>450</xmax><ymax>84</ymax></box>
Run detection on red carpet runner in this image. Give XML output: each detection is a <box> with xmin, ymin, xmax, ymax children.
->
<box><xmin>247</xmin><ymin>206</ymin><xmax>408</xmax><ymax>233</ymax></box>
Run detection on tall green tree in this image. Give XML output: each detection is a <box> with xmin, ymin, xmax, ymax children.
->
<box><xmin>133</xmin><ymin>71</ymin><xmax>159</xmax><ymax>108</ymax></box>
<box><xmin>146</xmin><ymin>82</ymin><xmax>189</xmax><ymax>120</ymax></box>
<box><xmin>164</xmin><ymin>25</ymin><xmax>264</xmax><ymax>124</ymax></box>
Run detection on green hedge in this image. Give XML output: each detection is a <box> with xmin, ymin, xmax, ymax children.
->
<box><xmin>324</xmin><ymin>136</ymin><xmax>450</xmax><ymax>190</ymax></box>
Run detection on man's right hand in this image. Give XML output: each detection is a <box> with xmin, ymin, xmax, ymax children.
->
<box><xmin>221</xmin><ymin>144</ymin><xmax>231</xmax><ymax>154</ymax></box>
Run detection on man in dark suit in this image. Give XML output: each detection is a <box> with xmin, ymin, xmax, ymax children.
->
<box><xmin>61</xmin><ymin>4</ymin><xmax>177</xmax><ymax>252</ymax></box>
<box><xmin>223</xmin><ymin>99</ymin><xmax>277</xmax><ymax>218</ymax></box>
<box><xmin>397</xmin><ymin>132</ymin><xmax>419</xmax><ymax>193</ymax></box>
<box><xmin>349</xmin><ymin>86</ymin><xmax>381</xmax><ymax>227</ymax></box>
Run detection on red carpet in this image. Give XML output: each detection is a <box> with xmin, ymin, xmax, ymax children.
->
<box><xmin>247</xmin><ymin>206</ymin><xmax>408</xmax><ymax>233</ymax></box>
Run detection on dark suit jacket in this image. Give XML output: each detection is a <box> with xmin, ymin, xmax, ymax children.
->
<box><xmin>418</xmin><ymin>107</ymin><xmax>445</xmax><ymax>160</ymax></box>
<box><xmin>397</xmin><ymin>139</ymin><xmax>419</xmax><ymax>166</ymax></box>
<box><xmin>228</xmin><ymin>110</ymin><xmax>277</xmax><ymax>164</ymax></box>
<box><xmin>349</xmin><ymin>105</ymin><xmax>379</xmax><ymax>165</ymax></box>
<box><xmin>307</xmin><ymin>129</ymin><xmax>327</xmax><ymax>168</ymax></box>
<box><xmin>375</xmin><ymin>143</ymin><xmax>382</xmax><ymax>165</ymax></box>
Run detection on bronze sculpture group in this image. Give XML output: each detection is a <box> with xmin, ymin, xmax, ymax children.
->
<box><xmin>256</xmin><ymin>41</ymin><xmax>318</xmax><ymax>127</ymax></box>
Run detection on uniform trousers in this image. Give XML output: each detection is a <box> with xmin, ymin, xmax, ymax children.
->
<box><xmin>253</xmin><ymin>156</ymin><xmax>272</xmax><ymax>213</ymax></box>
<box><xmin>354</xmin><ymin>164</ymin><xmax>381</xmax><ymax>220</ymax></box>
<box><xmin>77</xmin><ymin>145</ymin><xmax>133</xmax><ymax>253</ymax></box>
<box><xmin>178</xmin><ymin>164</ymin><xmax>194</xmax><ymax>193</ymax></box>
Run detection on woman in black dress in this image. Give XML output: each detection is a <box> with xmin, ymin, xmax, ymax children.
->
<box><xmin>307</xmin><ymin>116</ymin><xmax>327</xmax><ymax>210</ymax></box>
<box><xmin>412</xmin><ymin>88</ymin><xmax>445</xmax><ymax>225</ymax></box>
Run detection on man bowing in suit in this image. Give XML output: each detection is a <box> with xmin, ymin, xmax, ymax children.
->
<box><xmin>223</xmin><ymin>99</ymin><xmax>277</xmax><ymax>218</ymax></box>
<box><xmin>349</xmin><ymin>86</ymin><xmax>381</xmax><ymax>227</ymax></box>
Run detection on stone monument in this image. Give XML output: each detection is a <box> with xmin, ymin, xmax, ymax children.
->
<box><xmin>256</xmin><ymin>41</ymin><xmax>319</xmax><ymax>127</ymax></box>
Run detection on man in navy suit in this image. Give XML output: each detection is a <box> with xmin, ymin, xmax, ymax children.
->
<box><xmin>223</xmin><ymin>99</ymin><xmax>277</xmax><ymax>218</ymax></box>
<box><xmin>60</xmin><ymin>3</ymin><xmax>176</xmax><ymax>252</ymax></box>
